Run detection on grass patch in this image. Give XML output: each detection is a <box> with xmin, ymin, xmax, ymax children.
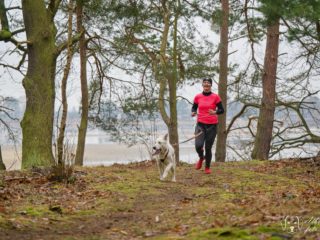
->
<box><xmin>188</xmin><ymin>227</ymin><xmax>256</xmax><ymax>240</ymax></box>
<box><xmin>1</xmin><ymin>159</ymin><xmax>319</xmax><ymax>239</ymax></box>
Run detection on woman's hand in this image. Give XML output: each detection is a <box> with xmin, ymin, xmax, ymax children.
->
<box><xmin>209</xmin><ymin>109</ymin><xmax>217</xmax><ymax>115</ymax></box>
<box><xmin>191</xmin><ymin>112</ymin><xmax>197</xmax><ymax>117</ymax></box>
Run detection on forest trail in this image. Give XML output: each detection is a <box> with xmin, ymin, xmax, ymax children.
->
<box><xmin>0</xmin><ymin>158</ymin><xmax>319</xmax><ymax>239</ymax></box>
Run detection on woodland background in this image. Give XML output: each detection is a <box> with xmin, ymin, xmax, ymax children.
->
<box><xmin>0</xmin><ymin>1</ymin><xmax>320</xmax><ymax>239</ymax></box>
<box><xmin>1</xmin><ymin>0</ymin><xmax>320</xmax><ymax>170</ymax></box>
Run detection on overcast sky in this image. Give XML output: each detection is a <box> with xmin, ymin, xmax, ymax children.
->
<box><xmin>1</xmin><ymin>2</ymin><xmax>319</xmax><ymax>111</ymax></box>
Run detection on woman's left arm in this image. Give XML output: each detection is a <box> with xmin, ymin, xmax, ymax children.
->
<box><xmin>216</xmin><ymin>102</ymin><xmax>224</xmax><ymax>115</ymax></box>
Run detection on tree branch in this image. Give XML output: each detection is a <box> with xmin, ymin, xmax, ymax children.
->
<box><xmin>0</xmin><ymin>62</ymin><xmax>25</xmax><ymax>76</ymax></box>
<box><xmin>8</xmin><ymin>38</ymin><xmax>28</xmax><ymax>52</ymax></box>
<box><xmin>5</xmin><ymin>6</ymin><xmax>21</xmax><ymax>11</ymax></box>
<box><xmin>48</xmin><ymin>0</ymin><xmax>62</xmax><ymax>20</ymax></box>
<box><xmin>55</xmin><ymin>32</ymin><xmax>82</xmax><ymax>57</ymax></box>
<box><xmin>226</xmin><ymin>103</ymin><xmax>259</xmax><ymax>134</ymax></box>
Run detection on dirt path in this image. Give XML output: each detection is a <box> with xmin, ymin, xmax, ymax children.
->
<box><xmin>1</xmin><ymin>158</ymin><xmax>320</xmax><ymax>239</ymax></box>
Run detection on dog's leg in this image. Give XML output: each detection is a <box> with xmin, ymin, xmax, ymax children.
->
<box><xmin>171</xmin><ymin>164</ymin><xmax>176</xmax><ymax>182</ymax></box>
<box><xmin>156</xmin><ymin>160</ymin><xmax>162</xmax><ymax>179</ymax></box>
<box><xmin>162</xmin><ymin>162</ymin><xmax>173</xmax><ymax>180</ymax></box>
<box><xmin>170</xmin><ymin>155</ymin><xmax>176</xmax><ymax>182</ymax></box>
<box><xmin>159</xmin><ymin>162</ymin><xmax>165</xmax><ymax>180</ymax></box>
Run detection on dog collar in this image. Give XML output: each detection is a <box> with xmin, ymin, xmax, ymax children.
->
<box><xmin>160</xmin><ymin>149</ymin><xmax>169</xmax><ymax>162</ymax></box>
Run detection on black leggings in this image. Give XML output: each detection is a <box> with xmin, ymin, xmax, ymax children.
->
<box><xmin>195</xmin><ymin>123</ymin><xmax>217</xmax><ymax>168</ymax></box>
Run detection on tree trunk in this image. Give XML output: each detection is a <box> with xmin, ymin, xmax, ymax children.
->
<box><xmin>21</xmin><ymin>0</ymin><xmax>57</xmax><ymax>168</ymax></box>
<box><xmin>157</xmin><ymin>1</ymin><xmax>180</xmax><ymax>163</ymax></box>
<box><xmin>0</xmin><ymin>146</ymin><xmax>6</xmax><ymax>170</ymax></box>
<box><xmin>168</xmin><ymin>75</ymin><xmax>179</xmax><ymax>163</ymax></box>
<box><xmin>0</xmin><ymin>0</ymin><xmax>11</xmax><ymax>41</ymax></box>
<box><xmin>251</xmin><ymin>18</ymin><xmax>280</xmax><ymax>160</ymax></box>
<box><xmin>57</xmin><ymin>0</ymin><xmax>74</xmax><ymax>164</ymax></box>
<box><xmin>0</xmin><ymin>0</ymin><xmax>9</xmax><ymax>31</ymax></box>
<box><xmin>158</xmin><ymin>74</ymin><xmax>179</xmax><ymax>163</ymax></box>
<box><xmin>75</xmin><ymin>0</ymin><xmax>88</xmax><ymax>166</ymax></box>
<box><xmin>131</xmin><ymin>1</ymin><xmax>180</xmax><ymax>163</ymax></box>
<box><xmin>215</xmin><ymin>0</ymin><xmax>229</xmax><ymax>163</ymax></box>
<box><xmin>169</xmin><ymin>1</ymin><xmax>179</xmax><ymax>163</ymax></box>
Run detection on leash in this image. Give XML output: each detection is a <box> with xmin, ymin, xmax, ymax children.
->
<box><xmin>175</xmin><ymin>116</ymin><xmax>203</xmax><ymax>145</ymax></box>
<box><xmin>171</xmin><ymin>130</ymin><xmax>203</xmax><ymax>146</ymax></box>
<box><xmin>177</xmin><ymin>130</ymin><xmax>203</xmax><ymax>144</ymax></box>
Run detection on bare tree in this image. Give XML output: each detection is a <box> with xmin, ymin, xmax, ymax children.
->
<box><xmin>271</xmin><ymin>91</ymin><xmax>320</xmax><ymax>156</ymax></box>
<box><xmin>57</xmin><ymin>0</ymin><xmax>75</xmax><ymax>164</ymax></box>
<box><xmin>0</xmin><ymin>96</ymin><xmax>20</xmax><ymax>170</ymax></box>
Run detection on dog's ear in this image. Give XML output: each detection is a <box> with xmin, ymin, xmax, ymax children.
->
<box><xmin>164</xmin><ymin>133</ymin><xmax>168</xmax><ymax>141</ymax></box>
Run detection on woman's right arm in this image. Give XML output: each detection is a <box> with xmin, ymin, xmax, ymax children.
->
<box><xmin>191</xmin><ymin>102</ymin><xmax>198</xmax><ymax>116</ymax></box>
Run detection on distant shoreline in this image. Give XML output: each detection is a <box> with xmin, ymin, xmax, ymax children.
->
<box><xmin>2</xmin><ymin>139</ymin><xmax>318</xmax><ymax>170</ymax></box>
<box><xmin>1</xmin><ymin>143</ymin><xmax>197</xmax><ymax>170</ymax></box>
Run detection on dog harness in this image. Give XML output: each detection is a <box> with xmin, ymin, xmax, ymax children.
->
<box><xmin>160</xmin><ymin>149</ymin><xmax>169</xmax><ymax>162</ymax></box>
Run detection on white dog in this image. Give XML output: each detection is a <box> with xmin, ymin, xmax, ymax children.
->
<box><xmin>152</xmin><ymin>134</ymin><xmax>176</xmax><ymax>182</ymax></box>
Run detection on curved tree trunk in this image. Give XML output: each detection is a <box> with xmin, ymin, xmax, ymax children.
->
<box><xmin>215</xmin><ymin>0</ymin><xmax>229</xmax><ymax>162</ymax></box>
<box><xmin>21</xmin><ymin>0</ymin><xmax>57</xmax><ymax>168</ymax></box>
<box><xmin>75</xmin><ymin>0</ymin><xmax>88</xmax><ymax>166</ymax></box>
<box><xmin>251</xmin><ymin>18</ymin><xmax>280</xmax><ymax>160</ymax></box>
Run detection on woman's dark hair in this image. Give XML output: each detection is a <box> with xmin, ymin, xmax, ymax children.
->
<box><xmin>202</xmin><ymin>78</ymin><xmax>212</xmax><ymax>85</ymax></box>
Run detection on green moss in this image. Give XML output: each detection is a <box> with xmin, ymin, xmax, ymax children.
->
<box><xmin>256</xmin><ymin>225</ymin><xmax>281</xmax><ymax>233</ymax></box>
<box><xmin>2</xmin><ymin>161</ymin><xmax>319</xmax><ymax>239</ymax></box>
<box><xmin>188</xmin><ymin>227</ymin><xmax>258</xmax><ymax>239</ymax></box>
<box><xmin>24</xmin><ymin>206</ymin><xmax>50</xmax><ymax>217</ymax></box>
<box><xmin>249</xmin><ymin>160</ymin><xmax>266</xmax><ymax>165</ymax></box>
<box><xmin>218</xmin><ymin>192</ymin><xmax>236</xmax><ymax>200</ymax></box>
<box><xmin>149</xmin><ymin>235</ymin><xmax>184</xmax><ymax>240</ymax></box>
<box><xmin>20</xmin><ymin>35</ymin><xmax>57</xmax><ymax>168</ymax></box>
<box><xmin>192</xmin><ymin>187</ymin><xmax>213</xmax><ymax>196</ymax></box>
<box><xmin>0</xmin><ymin>30</ymin><xmax>12</xmax><ymax>40</ymax></box>
<box><xmin>21</xmin><ymin>149</ymin><xmax>53</xmax><ymax>169</ymax></box>
<box><xmin>227</xmin><ymin>167</ymin><xmax>304</xmax><ymax>191</ymax></box>
<box><xmin>94</xmin><ymin>177</ymin><xmax>163</xmax><ymax>198</ymax></box>
<box><xmin>74</xmin><ymin>209</ymin><xmax>97</xmax><ymax>216</ymax></box>
<box><xmin>62</xmin><ymin>237</ymin><xmax>104</xmax><ymax>240</ymax></box>
<box><xmin>0</xmin><ymin>214</ymin><xmax>6</xmax><ymax>225</ymax></box>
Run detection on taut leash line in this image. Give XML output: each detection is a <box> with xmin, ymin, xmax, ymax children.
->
<box><xmin>172</xmin><ymin>131</ymin><xmax>203</xmax><ymax>146</ymax></box>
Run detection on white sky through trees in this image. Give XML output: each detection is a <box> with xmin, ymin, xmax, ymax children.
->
<box><xmin>1</xmin><ymin>1</ymin><xmax>319</xmax><ymax>110</ymax></box>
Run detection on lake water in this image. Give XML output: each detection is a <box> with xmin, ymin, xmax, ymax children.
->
<box><xmin>1</xmin><ymin>143</ymin><xmax>197</xmax><ymax>170</ymax></box>
<box><xmin>1</xmin><ymin>128</ymin><xmax>319</xmax><ymax>170</ymax></box>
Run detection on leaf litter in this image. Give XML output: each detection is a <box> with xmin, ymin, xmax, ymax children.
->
<box><xmin>0</xmin><ymin>157</ymin><xmax>319</xmax><ymax>239</ymax></box>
